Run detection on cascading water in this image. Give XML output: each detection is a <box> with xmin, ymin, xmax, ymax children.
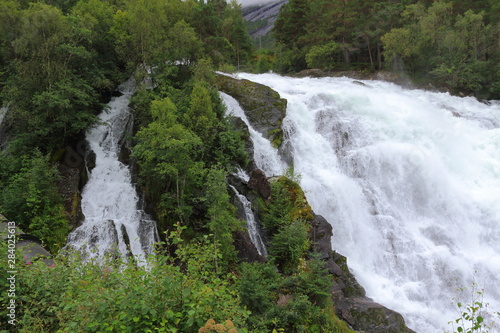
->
<box><xmin>222</xmin><ymin>92</ymin><xmax>284</xmax><ymax>257</ymax></box>
<box><xmin>221</xmin><ymin>92</ymin><xmax>286</xmax><ymax>176</ymax></box>
<box><xmin>225</xmin><ymin>73</ymin><xmax>500</xmax><ymax>333</ymax></box>
<box><xmin>66</xmin><ymin>79</ymin><xmax>157</xmax><ymax>266</ymax></box>
<box><xmin>229</xmin><ymin>184</ymin><xmax>268</xmax><ymax>256</ymax></box>
<box><xmin>0</xmin><ymin>107</ymin><xmax>7</xmax><ymax>126</ymax></box>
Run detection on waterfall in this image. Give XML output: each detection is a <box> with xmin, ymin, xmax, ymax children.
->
<box><xmin>221</xmin><ymin>92</ymin><xmax>286</xmax><ymax>176</ymax></box>
<box><xmin>66</xmin><ymin>79</ymin><xmax>157</xmax><ymax>266</ymax></box>
<box><xmin>227</xmin><ymin>73</ymin><xmax>500</xmax><ymax>333</ymax></box>
<box><xmin>0</xmin><ymin>107</ymin><xmax>6</xmax><ymax>125</ymax></box>
<box><xmin>229</xmin><ymin>184</ymin><xmax>268</xmax><ymax>256</ymax></box>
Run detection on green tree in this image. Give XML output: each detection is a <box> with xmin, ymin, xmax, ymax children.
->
<box><xmin>305</xmin><ymin>42</ymin><xmax>341</xmax><ymax>70</ymax></box>
<box><xmin>222</xmin><ymin>1</ymin><xmax>253</xmax><ymax>70</ymax></box>
<box><xmin>204</xmin><ymin>167</ymin><xmax>241</xmax><ymax>272</ymax></box>
<box><xmin>184</xmin><ymin>82</ymin><xmax>217</xmax><ymax>144</ymax></box>
<box><xmin>1</xmin><ymin>150</ymin><xmax>69</xmax><ymax>252</ymax></box>
<box><xmin>134</xmin><ymin>97</ymin><xmax>204</xmax><ymax>223</ymax></box>
<box><xmin>270</xmin><ymin>219</ymin><xmax>310</xmax><ymax>274</ymax></box>
<box><xmin>166</xmin><ymin>20</ymin><xmax>203</xmax><ymax>66</ymax></box>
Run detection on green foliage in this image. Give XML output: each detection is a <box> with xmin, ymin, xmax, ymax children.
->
<box><xmin>447</xmin><ymin>280</ymin><xmax>500</xmax><ymax>333</ymax></box>
<box><xmin>167</xmin><ymin>20</ymin><xmax>203</xmax><ymax>66</ymax></box>
<box><xmin>0</xmin><ymin>150</ymin><xmax>69</xmax><ymax>252</ymax></box>
<box><xmin>259</xmin><ymin>179</ymin><xmax>294</xmax><ymax>236</ymax></box>
<box><xmin>270</xmin><ymin>219</ymin><xmax>310</xmax><ymax>274</ymax></box>
<box><xmin>134</xmin><ymin>97</ymin><xmax>204</xmax><ymax>223</ymax></box>
<box><xmin>272</xmin><ymin>0</ymin><xmax>499</xmax><ymax>97</ymax></box>
<box><xmin>305</xmin><ymin>41</ymin><xmax>341</xmax><ymax>70</ymax></box>
<box><xmin>204</xmin><ymin>167</ymin><xmax>242</xmax><ymax>272</ymax></box>
<box><xmin>381</xmin><ymin>0</ymin><xmax>499</xmax><ymax>98</ymax></box>
<box><xmin>238</xmin><ymin>260</ymin><xmax>354</xmax><ymax>333</ymax></box>
<box><xmin>260</xmin><ymin>176</ymin><xmax>314</xmax><ymax>238</ymax></box>
<box><xmin>0</xmin><ymin>226</ymin><xmax>250</xmax><ymax>332</ymax></box>
<box><xmin>283</xmin><ymin>254</ymin><xmax>333</xmax><ymax>308</ymax></box>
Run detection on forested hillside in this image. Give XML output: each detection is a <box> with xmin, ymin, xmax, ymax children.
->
<box><xmin>270</xmin><ymin>0</ymin><xmax>499</xmax><ymax>98</ymax></box>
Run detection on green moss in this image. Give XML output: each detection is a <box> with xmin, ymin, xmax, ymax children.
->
<box><xmin>274</xmin><ymin>176</ymin><xmax>314</xmax><ymax>222</ymax></box>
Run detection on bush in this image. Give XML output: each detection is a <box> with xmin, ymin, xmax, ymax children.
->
<box><xmin>270</xmin><ymin>219</ymin><xmax>310</xmax><ymax>274</ymax></box>
<box><xmin>0</xmin><ymin>226</ymin><xmax>249</xmax><ymax>332</ymax></box>
<box><xmin>0</xmin><ymin>150</ymin><xmax>69</xmax><ymax>252</ymax></box>
<box><xmin>448</xmin><ymin>280</ymin><xmax>500</xmax><ymax>333</ymax></box>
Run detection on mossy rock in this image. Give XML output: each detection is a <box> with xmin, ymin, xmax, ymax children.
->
<box><xmin>217</xmin><ymin>74</ymin><xmax>287</xmax><ymax>148</ymax></box>
<box><xmin>332</xmin><ymin>252</ymin><xmax>366</xmax><ymax>298</ymax></box>
<box><xmin>272</xmin><ymin>176</ymin><xmax>315</xmax><ymax>222</ymax></box>
<box><xmin>347</xmin><ymin>298</ymin><xmax>414</xmax><ymax>333</ymax></box>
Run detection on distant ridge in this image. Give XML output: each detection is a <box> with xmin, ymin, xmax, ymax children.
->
<box><xmin>242</xmin><ymin>0</ymin><xmax>286</xmax><ymax>38</ymax></box>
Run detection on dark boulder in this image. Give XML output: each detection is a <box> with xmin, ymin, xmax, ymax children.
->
<box><xmin>233</xmin><ymin>230</ymin><xmax>267</xmax><ymax>263</ymax></box>
<box><xmin>247</xmin><ymin>169</ymin><xmax>271</xmax><ymax>200</ymax></box>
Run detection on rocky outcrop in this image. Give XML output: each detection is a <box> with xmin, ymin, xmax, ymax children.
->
<box><xmin>55</xmin><ymin>141</ymin><xmax>91</xmax><ymax>230</ymax></box>
<box><xmin>217</xmin><ymin>74</ymin><xmax>287</xmax><ymax>148</ymax></box>
<box><xmin>247</xmin><ymin>169</ymin><xmax>271</xmax><ymax>199</ymax></box>
<box><xmin>233</xmin><ymin>230</ymin><xmax>267</xmax><ymax>263</ymax></box>
<box><xmin>0</xmin><ymin>214</ymin><xmax>53</xmax><ymax>266</ymax></box>
<box><xmin>232</xmin><ymin>170</ymin><xmax>415</xmax><ymax>333</ymax></box>
<box><xmin>311</xmin><ymin>215</ymin><xmax>415</xmax><ymax>333</ymax></box>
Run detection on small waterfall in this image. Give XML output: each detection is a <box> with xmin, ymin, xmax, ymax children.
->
<box><xmin>0</xmin><ymin>106</ymin><xmax>7</xmax><ymax>126</ymax></box>
<box><xmin>221</xmin><ymin>92</ymin><xmax>286</xmax><ymax>176</ymax></box>
<box><xmin>66</xmin><ymin>79</ymin><xmax>157</xmax><ymax>265</ymax></box>
<box><xmin>229</xmin><ymin>184</ymin><xmax>267</xmax><ymax>256</ymax></box>
<box><xmin>229</xmin><ymin>73</ymin><xmax>500</xmax><ymax>333</ymax></box>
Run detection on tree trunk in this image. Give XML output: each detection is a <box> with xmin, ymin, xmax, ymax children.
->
<box><xmin>377</xmin><ymin>43</ymin><xmax>382</xmax><ymax>69</ymax></box>
<box><xmin>366</xmin><ymin>35</ymin><xmax>374</xmax><ymax>69</ymax></box>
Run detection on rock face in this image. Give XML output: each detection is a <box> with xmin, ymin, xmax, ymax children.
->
<box><xmin>311</xmin><ymin>215</ymin><xmax>415</xmax><ymax>333</ymax></box>
<box><xmin>217</xmin><ymin>74</ymin><xmax>287</xmax><ymax>148</ymax></box>
<box><xmin>236</xmin><ymin>171</ymin><xmax>415</xmax><ymax>333</ymax></box>
<box><xmin>56</xmin><ymin>142</ymin><xmax>90</xmax><ymax>230</ymax></box>
<box><xmin>242</xmin><ymin>0</ymin><xmax>287</xmax><ymax>38</ymax></box>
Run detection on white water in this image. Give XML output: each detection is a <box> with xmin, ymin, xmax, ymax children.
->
<box><xmin>229</xmin><ymin>184</ymin><xmax>268</xmax><ymax>256</ymax></box>
<box><xmin>227</xmin><ymin>73</ymin><xmax>500</xmax><ymax>333</ymax></box>
<box><xmin>221</xmin><ymin>92</ymin><xmax>287</xmax><ymax>176</ymax></box>
<box><xmin>67</xmin><ymin>79</ymin><xmax>157</xmax><ymax>266</ymax></box>
<box><xmin>0</xmin><ymin>106</ymin><xmax>7</xmax><ymax>126</ymax></box>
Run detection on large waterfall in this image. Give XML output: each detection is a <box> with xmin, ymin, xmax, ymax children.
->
<box><xmin>224</xmin><ymin>73</ymin><xmax>500</xmax><ymax>333</ymax></box>
<box><xmin>67</xmin><ymin>79</ymin><xmax>157</xmax><ymax>266</ymax></box>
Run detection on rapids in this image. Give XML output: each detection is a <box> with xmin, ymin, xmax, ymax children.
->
<box><xmin>224</xmin><ymin>73</ymin><xmax>500</xmax><ymax>333</ymax></box>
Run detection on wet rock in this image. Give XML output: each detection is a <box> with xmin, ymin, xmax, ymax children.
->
<box><xmin>58</xmin><ymin>163</ymin><xmax>84</xmax><ymax>230</ymax></box>
<box><xmin>233</xmin><ymin>230</ymin><xmax>267</xmax><ymax>263</ymax></box>
<box><xmin>352</xmin><ymin>80</ymin><xmax>369</xmax><ymax>87</ymax></box>
<box><xmin>248</xmin><ymin>169</ymin><xmax>272</xmax><ymax>199</ymax></box>
<box><xmin>310</xmin><ymin>213</ymin><xmax>333</xmax><ymax>259</ymax></box>
<box><xmin>0</xmin><ymin>215</ymin><xmax>53</xmax><ymax>266</ymax></box>
<box><xmin>336</xmin><ymin>297</ymin><xmax>415</xmax><ymax>333</ymax></box>
<box><xmin>217</xmin><ymin>74</ymin><xmax>287</xmax><ymax>148</ymax></box>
